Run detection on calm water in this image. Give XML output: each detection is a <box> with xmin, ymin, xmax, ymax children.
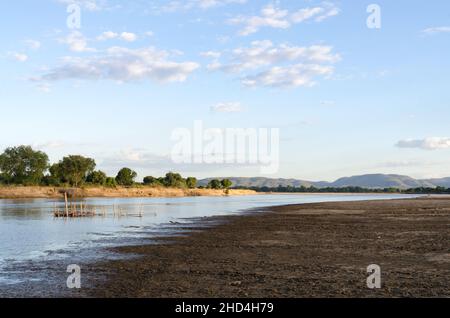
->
<box><xmin>0</xmin><ymin>193</ymin><xmax>419</xmax><ymax>289</ymax></box>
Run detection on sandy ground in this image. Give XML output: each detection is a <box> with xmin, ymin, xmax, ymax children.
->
<box><xmin>78</xmin><ymin>197</ymin><xmax>449</xmax><ymax>298</ymax></box>
<box><xmin>0</xmin><ymin>186</ymin><xmax>255</xmax><ymax>199</ymax></box>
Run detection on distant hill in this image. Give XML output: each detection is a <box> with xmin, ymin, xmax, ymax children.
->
<box><xmin>199</xmin><ymin>174</ymin><xmax>449</xmax><ymax>189</ymax></box>
<box><xmin>198</xmin><ymin>177</ymin><xmax>315</xmax><ymax>188</ymax></box>
<box><xmin>329</xmin><ymin>174</ymin><xmax>435</xmax><ymax>189</ymax></box>
<box><xmin>421</xmin><ymin>177</ymin><xmax>450</xmax><ymax>188</ymax></box>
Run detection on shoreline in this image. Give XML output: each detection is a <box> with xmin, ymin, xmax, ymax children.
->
<box><xmin>0</xmin><ymin>185</ymin><xmax>438</xmax><ymax>200</ymax></box>
<box><xmin>75</xmin><ymin>197</ymin><xmax>450</xmax><ymax>298</ymax></box>
<box><xmin>0</xmin><ymin>186</ymin><xmax>256</xmax><ymax>199</ymax></box>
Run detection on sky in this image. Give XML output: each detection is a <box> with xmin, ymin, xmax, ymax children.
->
<box><xmin>0</xmin><ymin>0</ymin><xmax>449</xmax><ymax>181</ymax></box>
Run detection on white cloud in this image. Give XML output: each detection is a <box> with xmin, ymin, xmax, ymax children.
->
<box><xmin>229</xmin><ymin>41</ymin><xmax>340</xmax><ymax>72</ymax></box>
<box><xmin>56</xmin><ymin>0</ymin><xmax>107</xmax><ymax>11</ymax></box>
<box><xmin>421</xmin><ymin>26</ymin><xmax>450</xmax><ymax>35</ymax></box>
<box><xmin>36</xmin><ymin>83</ymin><xmax>52</xmax><ymax>93</ymax></box>
<box><xmin>291</xmin><ymin>7</ymin><xmax>324</xmax><ymax>23</ymax></box>
<box><xmin>201</xmin><ymin>51</ymin><xmax>222</xmax><ymax>59</ymax></box>
<box><xmin>396</xmin><ymin>137</ymin><xmax>450</xmax><ymax>150</ymax></box>
<box><xmin>59</xmin><ymin>31</ymin><xmax>95</xmax><ymax>52</ymax></box>
<box><xmin>9</xmin><ymin>52</ymin><xmax>28</xmax><ymax>62</ymax></box>
<box><xmin>97</xmin><ymin>31</ymin><xmax>138</xmax><ymax>42</ymax></box>
<box><xmin>229</xmin><ymin>4</ymin><xmax>290</xmax><ymax>36</ymax></box>
<box><xmin>159</xmin><ymin>0</ymin><xmax>246</xmax><ymax>12</ymax></box>
<box><xmin>242</xmin><ymin>63</ymin><xmax>334</xmax><ymax>88</ymax></box>
<box><xmin>211</xmin><ymin>102</ymin><xmax>243</xmax><ymax>113</ymax></box>
<box><xmin>313</xmin><ymin>3</ymin><xmax>340</xmax><ymax>22</ymax></box>
<box><xmin>24</xmin><ymin>39</ymin><xmax>41</xmax><ymax>50</ymax></box>
<box><xmin>120</xmin><ymin>32</ymin><xmax>137</xmax><ymax>42</ymax></box>
<box><xmin>208</xmin><ymin>40</ymin><xmax>340</xmax><ymax>87</ymax></box>
<box><xmin>230</xmin><ymin>2</ymin><xmax>340</xmax><ymax>36</ymax></box>
<box><xmin>33</xmin><ymin>46</ymin><xmax>200</xmax><ymax>84</ymax></box>
<box><xmin>33</xmin><ymin>141</ymin><xmax>66</xmax><ymax>149</ymax></box>
<box><xmin>99</xmin><ymin>149</ymin><xmax>171</xmax><ymax>170</ymax></box>
<box><xmin>198</xmin><ymin>0</ymin><xmax>246</xmax><ymax>9</ymax></box>
<box><xmin>97</xmin><ymin>31</ymin><xmax>118</xmax><ymax>41</ymax></box>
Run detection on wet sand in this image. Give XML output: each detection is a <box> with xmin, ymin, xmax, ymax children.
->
<box><xmin>76</xmin><ymin>197</ymin><xmax>450</xmax><ymax>298</ymax></box>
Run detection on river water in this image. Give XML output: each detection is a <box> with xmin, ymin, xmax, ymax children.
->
<box><xmin>0</xmin><ymin>193</ymin><xmax>419</xmax><ymax>294</ymax></box>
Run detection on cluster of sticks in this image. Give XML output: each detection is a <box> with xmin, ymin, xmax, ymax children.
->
<box><xmin>54</xmin><ymin>192</ymin><xmax>97</xmax><ymax>218</ymax></box>
<box><xmin>54</xmin><ymin>192</ymin><xmax>145</xmax><ymax>218</ymax></box>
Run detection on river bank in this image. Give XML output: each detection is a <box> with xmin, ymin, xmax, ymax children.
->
<box><xmin>0</xmin><ymin>186</ymin><xmax>256</xmax><ymax>199</ymax></box>
<box><xmin>80</xmin><ymin>197</ymin><xmax>449</xmax><ymax>298</ymax></box>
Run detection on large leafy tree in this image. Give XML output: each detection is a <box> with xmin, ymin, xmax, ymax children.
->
<box><xmin>221</xmin><ymin>179</ymin><xmax>233</xmax><ymax>189</ymax></box>
<box><xmin>50</xmin><ymin>155</ymin><xmax>96</xmax><ymax>187</ymax></box>
<box><xmin>186</xmin><ymin>177</ymin><xmax>197</xmax><ymax>189</ymax></box>
<box><xmin>143</xmin><ymin>176</ymin><xmax>162</xmax><ymax>186</ymax></box>
<box><xmin>115</xmin><ymin>168</ymin><xmax>137</xmax><ymax>186</ymax></box>
<box><xmin>86</xmin><ymin>170</ymin><xmax>107</xmax><ymax>185</ymax></box>
<box><xmin>0</xmin><ymin>145</ymin><xmax>49</xmax><ymax>185</ymax></box>
<box><xmin>207</xmin><ymin>179</ymin><xmax>223</xmax><ymax>189</ymax></box>
<box><xmin>163</xmin><ymin>172</ymin><xmax>186</xmax><ymax>188</ymax></box>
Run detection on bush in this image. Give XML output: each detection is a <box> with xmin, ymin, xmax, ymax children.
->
<box><xmin>105</xmin><ymin>177</ymin><xmax>117</xmax><ymax>188</ymax></box>
<box><xmin>186</xmin><ymin>177</ymin><xmax>197</xmax><ymax>189</ymax></box>
<box><xmin>143</xmin><ymin>176</ymin><xmax>162</xmax><ymax>186</ymax></box>
<box><xmin>207</xmin><ymin>179</ymin><xmax>222</xmax><ymax>189</ymax></box>
<box><xmin>86</xmin><ymin>170</ymin><xmax>107</xmax><ymax>185</ymax></box>
<box><xmin>221</xmin><ymin>179</ymin><xmax>233</xmax><ymax>189</ymax></box>
<box><xmin>115</xmin><ymin>168</ymin><xmax>137</xmax><ymax>186</ymax></box>
<box><xmin>163</xmin><ymin>172</ymin><xmax>187</xmax><ymax>188</ymax></box>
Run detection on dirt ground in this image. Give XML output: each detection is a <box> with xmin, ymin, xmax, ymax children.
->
<box><xmin>80</xmin><ymin>197</ymin><xmax>449</xmax><ymax>298</ymax></box>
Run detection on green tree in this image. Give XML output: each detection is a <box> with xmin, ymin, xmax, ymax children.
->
<box><xmin>0</xmin><ymin>145</ymin><xmax>49</xmax><ymax>185</ymax></box>
<box><xmin>48</xmin><ymin>163</ymin><xmax>63</xmax><ymax>185</ymax></box>
<box><xmin>163</xmin><ymin>172</ymin><xmax>186</xmax><ymax>188</ymax></box>
<box><xmin>143</xmin><ymin>176</ymin><xmax>162</xmax><ymax>186</ymax></box>
<box><xmin>186</xmin><ymin>177</ymin><xmax>198</xmax><ymax>189</ymax></box>
<box><xmin>86</xmin><ymin>170</ymin><xmax>107</xmax><ymax>185</ymax></box>
<box><xmin>221</xmin><ymin>179</ymin><xmax>233</xmax><ymax>189</ymax></box>
<box><xmin>207</xmin><ymin>179</ymin><xmax>222</xmax><ymax>189</ymax></box>
<box><xmin>105</xmin><ymin>177</ymin><xmax>117</xmax><ymax>188</ymax></box>
<box><xmin>115</xmin><ymin>168</ymin><xmax>137</xmax><ymax>186</ymax></box>
<box><xmin>50</xmin><ymin>155</ymin><xmax>96</xmax><ymax>187</ymax></box>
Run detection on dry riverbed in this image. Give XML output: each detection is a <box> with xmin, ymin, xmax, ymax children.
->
<box><xmin>77</xmin><ymin>197</ymin><xmax>449</xmax><ymax>298</ymax></box>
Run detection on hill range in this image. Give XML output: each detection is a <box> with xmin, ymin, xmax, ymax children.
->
<box><xmin>199</xmin><ymin>174</ymin><xmax>450</xmax><ymax>189</ymax></box>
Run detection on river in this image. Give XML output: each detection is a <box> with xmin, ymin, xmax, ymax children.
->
<box><xmin>0</xmin><ymin>193</ymin><xmax>420</xmax><ymax>295</ymax></box>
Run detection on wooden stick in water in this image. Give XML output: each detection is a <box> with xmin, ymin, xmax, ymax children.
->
<box><xmin>65</xmin><ymin>192</ymin><xmax>69</xmax><ymax>218</ymax></box>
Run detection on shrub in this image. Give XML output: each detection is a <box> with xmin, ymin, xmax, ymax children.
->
<box><xmin>115</xmin><ymin>168</ymin><xmax>137</xmax><ymax>186</ymax></box>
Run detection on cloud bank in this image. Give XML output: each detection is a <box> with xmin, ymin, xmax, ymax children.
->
<box><xmin>396</xmin><ymin>137</ymin><xmax>450</xmax><ymax>150</ymax></box>
<box><xmin>33</xmin><ymin>46</ymin><xmax>199</xmax><ymax>84</ymax></box>
<box><xmin>229</xmin><ymin>2</ymin><xmax>340</xmax><ymax>36</ymax></box>
<box><xmin>206</xmin><ymin>40</ymin><xmax>340</xmax><ymax>88</ymax></box>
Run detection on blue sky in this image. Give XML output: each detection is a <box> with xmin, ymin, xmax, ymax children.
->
<box><xmin>1</xmin><ymin>0</ymin><xmax>449</xmax><ymax>181</ymax></box>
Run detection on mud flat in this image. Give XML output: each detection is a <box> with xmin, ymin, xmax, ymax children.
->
<box><xmin>78</xmin><ymin>197</ymin><xmax>449</xmax><ymax>298</ymax></box>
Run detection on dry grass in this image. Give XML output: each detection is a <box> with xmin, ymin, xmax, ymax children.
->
<box><xmin>0</xmin><ymin>185</ymin><xmax>256</xmax><ymax>199</ymax></box>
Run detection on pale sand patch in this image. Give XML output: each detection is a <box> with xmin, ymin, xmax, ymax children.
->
<box><xmin>427</xmin><ymin>253</ymin><xmax>450</xmax><ymax>263</ymax></box>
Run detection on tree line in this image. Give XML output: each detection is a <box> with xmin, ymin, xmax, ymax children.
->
<box><xmin>5</xmin><ymin>145</ymin><xmax>446</xmax><ymax>194</ymax></box>
<box><xmin>0</xmin><ymin>145</ymin><xmax>234</xmax><ymax>189</ymax></box>
<box><xmin>235</xmin><ymin>185</ymin><xmax>450</xmax><ymax>195</ymax></box>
